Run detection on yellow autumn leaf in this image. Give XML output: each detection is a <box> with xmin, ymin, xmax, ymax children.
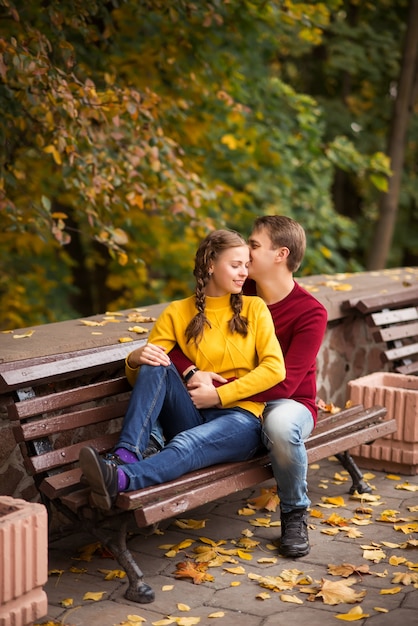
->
<box><xmin>380</xmin><ymin>586</ymin><xmax>403</xmax><ymax>595</ymax></box>
<box><xmin>237</xmin><ymin>550</ymin><xmax>252</xmax><ymax>560</ymax></box>
<box><xmin>98</xmin><ymin>568</ymin><xmax>126</xmax><ymax>580</ymax></box>
<box><xmin>389</xmin><ymin>556</ymin><xmax>407</xmax><ymax>566</ymax></box>
<box><xmin>316</xmin><ymin>578</ymin><xmax>366</xmax><ymax>605</ymax></box>
<box><xmin>335</xmin><ymin>606</ymin><xmax>370</xmax><ymax>621</ymax></box>
<box><xmin>230</xmin><ymin>581</ymin><xmax>241</xmax><ymax>586</ymax></box>
<box><xmin>48</xmin><ymin>569</ymin><xmax>64</xmax><ymax>576</ymax></box>
<box><xmin>128</xmin><ymin>325</ymin><xmax>149</xmax><ymax>334</ymax></box>
<box><xmin>321</xmin><ymin>496</ymin><xmax>345</xmax><ymax>507</ymax></box>
<box><xmin>83</xmin><ymin>591</ymin><xmax>106</xmax><ymax>601</ymax></box>
<box><xmin>373</xmin><ymin>607</ymin><xmax>389</xmax><ymax>613</ymax></box>
<box><xmin>208</xmin><ymin>612</ymin><xmax>225</xmax><ymax>618</ymax></box>
<box><xmin>223</xmin><ymin>566</ymin><xmax>246</xmax><ymax>575</ymax></box>
<box><xmin>162</xmin><ymin>585</ymin><xmax>174</xmax><ymax>591</ymax></box>
<box><xmin>385</xmin><ymin>474</ymin><xmax>401</xmax><ymax>480</ymax></box>
<box><xmin>395</xmin><ymin>482</ymin><xmax>418</xmax><ymax>492</ymax></box>
<box><xmin>80</xmin><ymin>319</ymin><xmax>105</xmax><ymax>326</ymax></box>
<box><xmin>68</xmin><ymin>566</ymin><xmax>87</xmax><ymax>574</ymax></box>
<box><xmin>119</xmin><ymin>337</ymin><xmax>134</xmax><ymax>343</ymax></box>
<box><xmin>256</xmin><ymin>592</ymin><xmax>271</xmax><ymax>600</ymax></box>
<box><xmin>174</xmin><ymin>519</ymin><xmax>207</xmax><ymax>529</ymax></box>
<box><xmin>13</xmin><ymin>330</ymin><xmax>34</xmax><ymax>339</ymax></box>
<box><xmin>59</xmin><ymin>598</ymin><xmax>73</xmax><ymax>607</ymax></box>
<box><xmin>238</xmin><ymin>507</ymin><xmax>257</xmax><ymax>516</ymax></box>
<box><xmin>177</xmin><ymin>603</ymin><xmax>191</xmax><ymax>611</ymax></box>
<box><xmin>258</xmin><ymin>557</ymin><xmax>277</xmax><ymax>564</ymax></box>
<box><xmin>280</xmin><ymin>594</ymin><xmax>303</xmax><ymax>604</ymax></box>
<box><xmin>332</xmin><ymin>284</ymin><xmax>353</xmax><ymax>291</ymax></box>
<box><xmin>174</xmin><ymin>618</ymin><xmax>200</xmax><ymax>626</ymax></box>
<box><xmin>44</xmin><ymin>144</ymin><xmax>62</xmax><ymax>164</ymax></box>
<box><xmin>152</xmin><ymin>620</ymin><xmax>176</xmax><ymax>626</ymax></box>
<box><xmin>126</xmin><ymin>616</ymin><xmax>146</xmax><ymax>623</ymax></box>
<box><xmin>363</xmin><ymin>548</ymin><xmax>386</xmax><ymax>563</ymax></box>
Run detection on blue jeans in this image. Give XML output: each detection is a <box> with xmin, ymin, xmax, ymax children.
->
<box><xmin>261</xmin><ymin>399</ymin><xmax>313</xmax><ymax>513</ymax></box>
<box><xmin>118</xmin><ymin>364</ymin><xmax>263</xmax><ymax>491</ymax></box>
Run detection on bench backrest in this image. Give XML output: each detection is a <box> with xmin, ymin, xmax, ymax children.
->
<box><xmin>344</xmin><ymin>287</ymin><xmax>418</xmax><ymax>376</ymax></box>
<box><xmin>1</xmin><ymin>342</ymin><xmax>146</xmax><ymax>491</ymax></box>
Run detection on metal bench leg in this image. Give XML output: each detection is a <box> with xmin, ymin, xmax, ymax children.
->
<box><xmin>92</xmin><ymin>519</ymin><xmax>155</xmax><ymax>603</ymax></box>
<box><xmin>334</xmin><ymin>451</ymin><xmax>372</xmax><ymax>494</ymax></box>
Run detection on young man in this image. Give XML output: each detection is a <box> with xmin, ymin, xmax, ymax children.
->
<box><xmin>172</xmin><ymin>216</ymin><xmax>327</xmax><ymax>557</ymax></box>
<box><xmin>244</xmin><ymin>215</ymin><xmax>327</xmax><ymax>557</ymax></box>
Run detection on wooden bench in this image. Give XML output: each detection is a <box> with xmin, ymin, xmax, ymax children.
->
<box><xmin>344</xmin><ymin>286</ymin><xmax>418</xmax><ymax>375</ymax></box>
<box><xmin>0</xmin><ymin>344</ymin><xmax>396</xmax><ymax>604</ymax></box>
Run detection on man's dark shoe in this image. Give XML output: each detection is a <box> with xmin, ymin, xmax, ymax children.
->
<box><xmin>278</xmin><ymin>508</ymin><xmax>310</xmax><ymax>558</ymax></box>
<box><xmin>143</xmin><ymin>434</ymin><xmax>164</xmax><ymax>459</ymax></box>
<box><xmin>79</xmin><ymin>446</ymin><xmax>119</xmax><ymax>511</ymax></box>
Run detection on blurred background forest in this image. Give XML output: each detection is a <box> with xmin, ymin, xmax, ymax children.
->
<box><xmin>1</xmin><ymin>0</ymin><xmax>417</xmax><ymax>330</ymax></box>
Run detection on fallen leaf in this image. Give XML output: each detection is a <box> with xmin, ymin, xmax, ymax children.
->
<box><xmin>177</xmin><ymin>603</ymin><xmax>191</xmax><ymax>611</ymax></box>
<box><xmin>256</xmin><ymin>592</ymin><xmax>271</xmax><ymax>600</ymax></box>
<box><xmin>315</xmin><ymin>578</ymin><xmax>366</xmax><ymax>605</ymax></box>
<box><xmin>98</xmin><ymin>568</ymin><xmax>126</xmax><ymax>580</ymax></box>
<box><xmin>59</xmin><ymin>598</ymin><xmax>73</xmax><ymax>607</ymax></box>
<box><xmin>327</xmin><ymin>563</ymin><xmax>370</xmax><ymax>578</ymax></box>
<box><xmin>175</xmin><ymin>519</ymin><xmax>207</xmax><ymax>529</ymax></box>
<box><xmin>128</xmin><ymin>325</ymin><xmax>149</xmax><ymax>334</ymax></box>
<box><xmin>335</xmin><ymin>605</ymin><xmax>370</xmax><ymax>620</ymax></box>
<box><xmin>380</xmin><ymin>586</ymin><xmax>402</xmax><ymax>595</ymax></box>
<box><xmin>280</xmin><ymin>593</ymin><xmax>303</xmax><ymax>604</ymax></box>
<box><xmin>174</xmin><ymin>561</ymin><xmax>215</xmax><ymax>584</ymax></box>
<box><xmin>83</xmin><ymin>591</ymin><xmax>106</xmax><ymax>601</ymax></box>
<box><xmin>247</xmin><ymin>487</ymin><xmax>280</xmax><ymax>512</ymax></box>
<box><xmin>208</xmin><ymin>612</ymin><xmax>225</xmax><ymax>618</ymax></box>
<box><xmin>223</xmin><ymin>566</ymin><xmax>246</xmax><ymax>575</ymax></box>
<box><xmin>13</xmin><ymin>330</ymin><xmax>34</xmax><ymax>338</ymax></box>
<box><xmin>395</xmin><ymin>482</ymin><xmax>418</xmax><ymax>492</ymax></box>
<box><xmin>119</xmin><ymin>337</ymin><xmax>134</xmax><ymax>343</ymax></box>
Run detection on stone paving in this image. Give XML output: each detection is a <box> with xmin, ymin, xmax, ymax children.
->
<box><xmin>35</xmin><ymin>457</ymin><xmax>417</xmax><ymax>626</ymax></box>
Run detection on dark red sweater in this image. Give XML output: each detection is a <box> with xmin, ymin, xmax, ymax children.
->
<box><xmin>170</xmin><ymin>281</ymin><xmax>327</xmax><ymax>425</ymax></box>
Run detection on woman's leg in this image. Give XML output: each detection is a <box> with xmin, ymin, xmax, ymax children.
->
<box><xmin>122</xmin><ymin>408</ymin><xmax>262</xmax><ymax>491</ymax></box>
<box><xmin>117</xmin><ymin>363</ymin><xmax>203</xmax><ymax>458</ymax></box>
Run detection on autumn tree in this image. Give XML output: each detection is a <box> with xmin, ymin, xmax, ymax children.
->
<box><xmin>0</xmin><ymin>0</ymin><xmax>395</xmax><ymax>329</ymax></box>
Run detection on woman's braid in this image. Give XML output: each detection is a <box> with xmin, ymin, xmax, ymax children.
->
<box><xmin>185</xmin><ymin>230</ymin><xmax>249</xmax><ymax>344</ymax></box>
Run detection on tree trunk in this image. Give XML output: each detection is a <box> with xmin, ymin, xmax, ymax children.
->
<box><xmin>367</xmin><ymin>0</ymin><xmax>418</xmax><ymax>270</ymax></box>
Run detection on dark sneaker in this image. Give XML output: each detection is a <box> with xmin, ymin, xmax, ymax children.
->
<box><xmin>79</xmin><ymin>446</ymin><xmax>119</xmax><ymax>511</ymax></box>
<box><xmin>143</xmin><ymin>434</ymin><xmax>164</xmax><ymax>459</ymax></box>
<box><xmin>278</xmin><ymin>508</ymin><xmax>310</xmax><ymax>558</ymax></box>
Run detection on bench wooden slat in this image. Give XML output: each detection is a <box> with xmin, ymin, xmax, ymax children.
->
<box><xmin>396</xmin><ymin>361</ymin><xmax>418</xmax><ymax>375</ymax></box>
<box><xmin>0</xmin><ymin>341</ymin><xmax>145</xmax><ymax>391</ymax></box>
<box><xmin>27</xmin><ymin>433</ymin><xmax>119</xmax><ymax>474</ymax></box>
<box><xmin>375</xmin><ymin>320</ymin><xmax>418</xmax><ymax>342</ymax></box>
<box><xmin>384</xmin><ymin>342</ymin><xmax>418</xmax><ymax>362</ymax></box>
<box><xmin>344</xmin><ymin>287</ymin><xmax>418</xmax><ymax>314</ymax></box>
<box><xmin>370</xmin><ymin>307</ymin><xmax>418</xmax><ymax>327</ymax></box>
<box><xmin>12</xmin><ymin>401</ymin><xmax>127</xmax><ymax>443</ymax></box>
<box><xmin>8</xmin><ymin>376</ymin><xmax>131</xmax><ymax>420</ymax></box>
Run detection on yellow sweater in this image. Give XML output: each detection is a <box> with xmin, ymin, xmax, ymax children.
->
<box><xmin>126</xmin><ymin>293</ymin><xmax>285</xmax><ymax>418</ymax></box>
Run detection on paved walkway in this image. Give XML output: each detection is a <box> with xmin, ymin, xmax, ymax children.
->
<box><xmin>36</xmin><ymin>457</ymin><xmax>417</xmax><ymax>626</ymax></box>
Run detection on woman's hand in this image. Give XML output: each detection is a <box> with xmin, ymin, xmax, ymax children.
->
<box><xmin>186</xmin><ymin>370</ymin><xmax>228</xmax><ymax>386</ymax></box>
<box><xmin>128</xmin><ymin>343</ymin><xmax>171</xmax><ymax>368</ymax></box>
<box><xmin>187</xmin><ymin>381</ymin><xmax>222</xmax><ymax>409</ymax></box>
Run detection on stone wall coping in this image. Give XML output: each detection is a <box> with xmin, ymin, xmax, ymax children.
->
<box><xmin>1</xmin><ymin>267</ymin><xmax>417</xmax><ymax>365</ymax></box>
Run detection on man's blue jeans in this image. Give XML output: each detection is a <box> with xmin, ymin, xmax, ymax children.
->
<box><xmin>261</xmin><ymin>399</ymin><xmax>314</xmax><ymax>513</ymax></box>
<box><xmin>118</xmin><ymin>364</ymin><xmax>263</xmax><ymax>491</ymax></box>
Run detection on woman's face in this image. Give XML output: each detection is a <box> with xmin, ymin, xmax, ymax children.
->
<box><xmin>205</xmin><ymin>245</ymin><xmax>249</xmax><ymax>297</ymax></box>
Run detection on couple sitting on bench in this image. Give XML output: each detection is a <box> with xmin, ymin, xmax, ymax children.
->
<box><xmin>80</xmin><ymin>216</ymin><xmax>328</xmax><ymax>559</ymax></box>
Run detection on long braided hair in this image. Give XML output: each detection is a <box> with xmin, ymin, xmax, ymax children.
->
<box><xmin>185</xmin><ymin>229</ymin><xmax>249</xmax><ymax>344</ymax></box>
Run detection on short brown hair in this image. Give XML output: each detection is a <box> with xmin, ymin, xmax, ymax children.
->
<box><xmin>252</xmin><ymin>215</ymin><xmax>306</xmax><ymax>272</ymax></box>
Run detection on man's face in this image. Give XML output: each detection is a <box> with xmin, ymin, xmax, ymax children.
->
<box><xmin>247</xmin><ymin>227</ymin><xmax>276</xmax><ymax>280</ymax></box>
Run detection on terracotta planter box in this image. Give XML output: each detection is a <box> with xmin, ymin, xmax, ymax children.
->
<box><xmin>0</xmin><ymin>497</ymin><xmax>48</xmax><ymax>626</ymax></box>
<box><xmin>348</xmin><ymin>372</ymin><xmax>418</xmax><ymax>475</ymax></box>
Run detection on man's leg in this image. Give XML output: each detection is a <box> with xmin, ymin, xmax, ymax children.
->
<box><xmin>262</xmin><ymin>399</ymin><xmax>313</xmax><ymax>557</ymax></box>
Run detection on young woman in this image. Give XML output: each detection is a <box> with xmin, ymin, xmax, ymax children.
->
<box><xmin>79</xmin><ymin>229</ymin><xmax>285</xmax><ymax>510</ymax></box>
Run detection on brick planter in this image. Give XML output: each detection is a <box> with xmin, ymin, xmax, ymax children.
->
<box><xmin>348</xmin><ymin>372</ymin><xmax>418</xmax><ymax>475</ymax></box>
<box><xmin>0</xmin><ymin>497</ymin><xmax>48</xmax><ymax>626</ymax></box>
